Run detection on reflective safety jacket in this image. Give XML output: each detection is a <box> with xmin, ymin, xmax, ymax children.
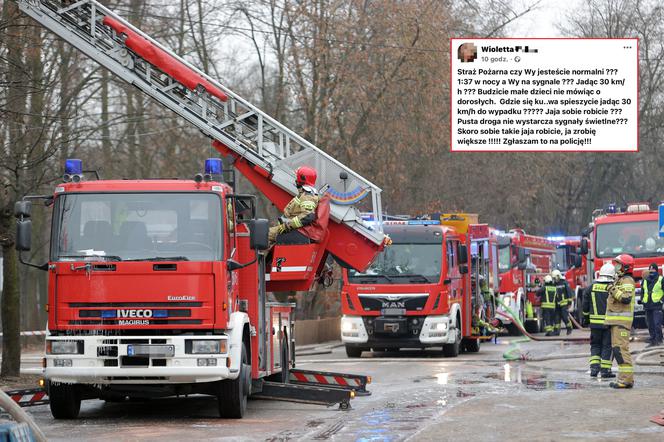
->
<box><xmin>282</xmin><ymin>188</ymin><xmax>319</xmax><ymax>230</ymax></box>
<box><xmin>605</xmin><ymin>275</ymin><xmax>635</xmax><ymax>328</ymax></box>
<box><xmin>539</xmin><ymin>284</ymin><xmax>558</xmax><ymax>309</ymax></box>
<box><xmin>582</xmin><ymin>280</ymin><xmax>609</xmax><ymax>329</ymax></box>
<box><xmin>555</xmin><ymin>279</ymin><xmax>573</xmax><ymax>307</ymax></box>
<box><xmin>642</xmin><ymin>274</ymin><xmax>664</xmax><ymax>308</ymax></box>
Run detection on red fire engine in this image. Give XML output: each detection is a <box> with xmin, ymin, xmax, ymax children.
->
<box><xmin>15</xmin><ymin>0</ymin><xmax>387</xmax><ymax>419</ymax></box>
<box><xmin>340</xmin><ymin>214</ymin><xmax>497</xmax><ymax>357</ymax></box>
<box><xmin>491</xmin><ymin>229</ymin><xmax>556</xmax><ymax>334</ymax></box>
<box><xmin>580</xmin><ymin>203</ymin><xmax>664</xmax><ymax>328</ymax></box>
<box><xmin>551</xmin><ymin>236</ymin><xmax>589</xmax><ymax>321</ymax></box>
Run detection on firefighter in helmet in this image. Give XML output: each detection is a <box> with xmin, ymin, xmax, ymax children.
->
<box><xmin>552</xmin><ymin>269</ymin><xmax>573</xmax><ymax>335</ymax></box>
<box><xmin>582</xmin><ymin>263</ymin><xmax>616</xmax><ymax>378</ymax></box>
<box><xmin>538</xmin><ymin>274</ymin><xmax>558</xmax><ymax>336</ymax></box>
<box><xmin>268</xmin><ymin>166</ymin><xmax>320</xmax><ymax>245</ymax></box>
<box><xmin>606</xmin><ymin>254</ymin><xmax>636</xmax><ymax>388</ymax></box>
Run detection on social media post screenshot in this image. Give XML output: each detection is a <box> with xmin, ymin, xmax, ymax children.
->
<box><xmin>450</xmin><ymin>38</ymin><xmax>638</xmax><ymax>152</ymax></box>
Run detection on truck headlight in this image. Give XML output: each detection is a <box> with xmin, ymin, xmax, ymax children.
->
<box><xmin>47</xmin><ymin>341</ymin><xmax>83</xmax><ymax>354</ymax></box>
<box><xmin>341</xmin><ymin>317</ymin><xmax>358</xmax><ymax>332</ymax></box>
<box><xmin>431</xmin><ymin>322</ymin><xmax>448</xmax><ymax>332</ymax></box>
<box><xmin>186</xmin><ymin>339</ymin><xmax>227</xmax><ymax>354</ymax></box>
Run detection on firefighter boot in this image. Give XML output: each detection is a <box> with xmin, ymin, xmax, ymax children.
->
<box><xmin>590</xmin><ymin>366</ymin><xmax>600</xmax><ymax>378</ymax></box>
<box><xmin>601</xmin><ymin>368</ymin><xmax>616</xmax><ymax>378</ymax></box>
<box><xmin>609</xmin><ymin>380</ymin><xmax>633</xmax><ymax>389</ymax></box>
<box><xmin>566</xmin><ymin>327</ymin><xmax>572</xmax><ymax>336</ymax></box>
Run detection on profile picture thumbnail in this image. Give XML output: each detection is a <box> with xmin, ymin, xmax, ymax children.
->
<box><xmin>458</xmin><ymin>42</ymin><xmax>478</xmax><ymax>63</ymax></box>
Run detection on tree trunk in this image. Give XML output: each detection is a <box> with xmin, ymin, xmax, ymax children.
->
<box><xmin>1</xmin><ymin>242</ymin><xmax>21</xmax><ymax>377</ymax></box>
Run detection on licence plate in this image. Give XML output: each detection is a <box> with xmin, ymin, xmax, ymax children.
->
<box><xmin>381</xmin><ymin>308</ymin><xmax>406</xmax><ymax>316</ymax></box>
<box><xmin>127</xmin><ymin>344</ymin><xmax>175</xmax><ymax>357</ymax></box>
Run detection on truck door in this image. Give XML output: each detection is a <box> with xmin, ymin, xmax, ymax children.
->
<box><xmin>445</xmin><ymin>238</ymin><xmax>462</xmax><ymax>308</ymax></box>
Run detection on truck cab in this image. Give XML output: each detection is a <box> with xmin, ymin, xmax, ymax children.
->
<box><xmin>340</xmin><ymin>218</ymin><xmax>481</xmax><ymax>358</ymax></box>
<box><xmin>586</xmin><ymin>203</ymin><xmax>664</xmax><ymax>327</ymax></box>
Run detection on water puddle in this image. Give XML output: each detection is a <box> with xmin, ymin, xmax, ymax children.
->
<box><xmin>483</xmin><ymin>364</ymin><xmax>585</xmax><ymax>390</ymax></box>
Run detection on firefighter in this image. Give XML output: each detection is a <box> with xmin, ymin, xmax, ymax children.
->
<box><xmin>268</xmin><ymin>166</ymin><xmax>319</xmax><ymax>245</ymax></box>
<box><xmin>538</xmin><ymin>275</ymin><xmax>558</xmax><ymax>336</ymax></box>
<box><xmin>642</xmin><ymin>262</ymin><xmax>663</xmax><ymax>347</ymax></box>
<box><xmin>606</xmin><ymin>254</ymin><xmax>636</xmax><ymax>389</ymax></box>
<box><xmin>582</xmin><ymin>263</ymin><xmax>616</xmax><ymax>378</ymax></box>
<box><xmin>552</xmin><ymin>269</ymin><xmax>573</xmax><ymax>335</ymax></box>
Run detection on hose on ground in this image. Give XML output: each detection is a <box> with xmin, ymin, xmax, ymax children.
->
<box><xmin>634</xmin><ymin>344</ymin><xmax>664</xmax><ymax>366</ymax></box>
<box><xmin>0</xmin><ymin>389</ymin><xmax>47</xmax><ymax>442</ymax></box>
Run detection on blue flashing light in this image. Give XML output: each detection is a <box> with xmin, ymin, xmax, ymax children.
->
<box><xmin>408</xmin><ymin>220</ymin><xmax>440</xmax><ymax>225</ymax></box>
<box><xmin>607</xmin><ymin>203</ymin><xmax>617</xmax><ymax>214</ymax></box>
<box><xmin>152</xmin><ymin>310</ymin><xmax>168</xmax><ymax>318</ymax></box>
<box><xmin>546</xmin><ymin>236</ymin><xmax>567</xmax><ymax>242</ymax></box>
<box><xmin>205</xmin><ymin>158</ymin><xmax>223</xmax><ymax>175</ymax></box>
<box><xmin>101</xmin><ymin>310</ymin><xmax>117</xmax><ymax>319</ymax></box>
<box><xmin>65</xmin><ymin>159</ymin><xmax>82</xmax><ymax>175</ymax></box>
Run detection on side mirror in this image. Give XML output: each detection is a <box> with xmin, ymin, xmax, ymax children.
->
<box><xmin>249</xmin><ymin>218</ymin><xmax>269</xmax><ymax>251</ymax></box>
<box><xmin>580</xmin><ymin>238</ymin><xmax>589</xmax><ymax>255</ymax></box>
<box><xmin>458</xmin><ymin>245</ymin><xmax>468</xmax><ymax>264</ymax></box>
<box><xmin>517</xmin><ymin>261</ymin><xmax>527</xmax><ymax>270</ymax></box>
<box><xmin>517</xmin><ymin>247</ymin><xmax>527</xmax><ymax>264</ymax></box>
<box><xmin>14</xmin><ymin>200</ymin><xmax>32</xmax><ymax>218</ymax></box>
<box><xmin>459</xmin><ymin>264</ymin><xmax>468</xmax><ymax>274</ymax></box>
<box><xmin>16</xmin><ymin>219</ymin><xmax>32</xmax><ymax>251</ymax></box>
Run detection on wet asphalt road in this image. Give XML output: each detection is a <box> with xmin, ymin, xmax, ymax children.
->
<box><xmin>16</xmin><ymin>334</ymin><xmax>664</xmax><ymax>441</ymax></box>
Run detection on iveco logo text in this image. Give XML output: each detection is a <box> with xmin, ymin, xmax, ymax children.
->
<box><xmin>118</xmin><ymin>309</ymin><xmax>152</xmax><ymax>318</ymax></box>
<box><xmin>168</xmin><ymin>296</ymin><xmax>196</xmax><ymax>301</ymax></box>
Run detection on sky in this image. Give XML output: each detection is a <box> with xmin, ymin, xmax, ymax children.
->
<box><xmin>507</xmin><ymin>0</ymin><xmax>584</xmax><ymax>37</ymax></box>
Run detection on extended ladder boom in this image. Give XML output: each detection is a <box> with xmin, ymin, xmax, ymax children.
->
<box><xmin>18</xmin><ymin>0</ymin><xmax>385</xmax><ymax>253</ymax></box>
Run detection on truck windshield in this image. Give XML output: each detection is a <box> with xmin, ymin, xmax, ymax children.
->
<box><xmin>52</xmin><ymin>193</ymin><xmax>222</xmax><ymax>262</ymax></box>
<box><xmin>498</xmin><ymin>245</ymin><xmax>512</xmax><ymax>273</ymax></box>
<box><xmin>554</xmin><ymin>248</ymin><xmax>570</xmax><ymax>272</ymax></box>
<box><xmin>348</xmin><ymin>243</ymin><xmax>442</xmax><ymax>284</ymax></box>
<box><xmin>595</xmin><ymin>220</ymin><xmax>661</xmax><ymax>258</ymax></box>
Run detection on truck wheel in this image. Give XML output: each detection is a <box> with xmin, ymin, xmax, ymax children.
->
<box><xmin>280</xmin><ymin>336</ymin><xmax>290</xmax><ymax>383</ymax></box>
<box><xmin>524</xmin><ymin>319</ymin><xmax>539</xmax><ymax>334</ymax></box>
<box><xmin>506</xmin><ymin>302</ymin><xmax>525</xmax><ymax>336</ymax></box>
<box><xmin>345</xmin><ymin>345</ymin><xmax>363</xmax><ymax>358</ymax></box>
<box><xmin>463</xmin><ymin>338</ymin><xmax>480</xmax><ymax>353</ymax></box>
<box><xmin>442</xmin><ymin>326</ymin><xmax>461</xmax><ymax>357</ymax></box>
<box><xmin>218</xmin><ymin>342</ymin><xmax>249</xmax><ymax>418</ymax></box>
<box><xmin>49</xmin><ymin>382</ymin><xmax>81</xmax><ymax>419</ymax></box>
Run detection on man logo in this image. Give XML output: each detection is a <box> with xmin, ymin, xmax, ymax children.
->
<box><xmin>382</xmin><ymin>301</ymin><xmax>405</xmax><ymax>309</ymax></box>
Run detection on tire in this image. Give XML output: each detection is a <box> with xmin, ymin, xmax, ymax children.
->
<box><xmin>443</xmin><ymin>323</ymin><xmax>461</xmax><ymax>357</ymax></box>
<box><xmin>280</xmin><ymin>335</ymin><xmax>290</xmax><ymax>383</ymax></box>
<box><xmin>49</xmin><ymin>382</ymin><xmax>81</xmax><ymax>419</ymax></box>
<box><xmin>524</xmin><ymin>319</ymin><xmax>539</xmax><ymax>334</ymax></box>
<box><xmin>463</xmin><ymin>338</ymin><xmax>480</xmax><ymax>353</ymax></box>
<box><xmin>507</xmin><ymin>302</ymin><xmax>525</xmax><ymax>336</ymax></box>
<box><xmin>218</xmin><ymin>342</ymin><xmax>250</xmax><ymax>418</ymax></box>
<box><xmin>345</xmin><ymin>345</ymin><xmax>363</xmax><ymax>358</ymax></box>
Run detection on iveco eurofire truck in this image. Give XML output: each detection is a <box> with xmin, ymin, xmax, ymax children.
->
<box><xmin>340</xmin><ymin>214</ymin><xmax>498</xmax><ymax>357</ymax></box>
<box><xmin>581</xmin><ymin>203</ymin><xmax>664</xmax><ymax>328</ymax></box>
<box><xmin>14</xmin><ymin>0</ymin><xmax>388</xmax><ymax>419</ymax></box>
<box><xmin>492</xmin><ymin>229</ymin><xmax>556</xmax><ymax>334</ymax></box>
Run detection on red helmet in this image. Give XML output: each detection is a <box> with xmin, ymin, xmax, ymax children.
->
<box><xmin>613</xmin><ymin>254</ymin><xmax>634</xmax><ymax>275</ymax></box>
<box><xmin>295</xmin><ymin>166</ymin><xmax>317</xmax><ymax>187</ymax></box>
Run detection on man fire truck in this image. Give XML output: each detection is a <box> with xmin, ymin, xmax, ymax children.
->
<box><xmin>14</xmin><ymin>0</ymin><xmax>387</xmax><ymax>419</ymax></box>
<box><xmin>580</xmin><ymin>203</ymin><xmax>664</xmax><ymax>328</ymax></box>
<box><xmin>340</xmin><ymin>214</ymin><xmax>497</xmax><ymax>357</ymax></box>
<box><xmin>492</xmin><ymin>229</ymin><xmax>556</xmax><ymax>334</ymax></box>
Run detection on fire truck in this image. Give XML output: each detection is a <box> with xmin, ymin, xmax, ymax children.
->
<box><xmin>14</xmin><ymin>0</ymin><xmax>387</xmax><ymax>419</ymax></box>
<box><xmin>551</xmin><ymin>236</ymin><xmax>589</xmax><ymax>320</ymax></box>
<box><xmin>491</xmin><ymin>229</ymin><xmax>556</xmax><ymax>334</ymax></box>
<box><xmin>580</xmin><ymin>203</ymin><xmax>663</xmax><ymax>328</ymax></box>
<box><xmin>340</xmin><ymin>214</ymin><xmax>498</xmax><ymax>357</ymax></box>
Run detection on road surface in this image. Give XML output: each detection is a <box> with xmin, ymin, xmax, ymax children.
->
<box><xmin>10</xmin><ymin>333</ymin><xmax>664</xmax><ymax>441</ymax></box>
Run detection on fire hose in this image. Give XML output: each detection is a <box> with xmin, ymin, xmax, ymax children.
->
<box><xmin>0</xmin><ymin>390</ymin><xmax>47</xmax><ymax>442</ymax></box>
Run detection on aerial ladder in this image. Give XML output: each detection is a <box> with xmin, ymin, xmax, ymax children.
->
<box><xmin>16</xmin><ymin>0</ymin><xmax>387</xmax><ymax>286</ymax></box>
